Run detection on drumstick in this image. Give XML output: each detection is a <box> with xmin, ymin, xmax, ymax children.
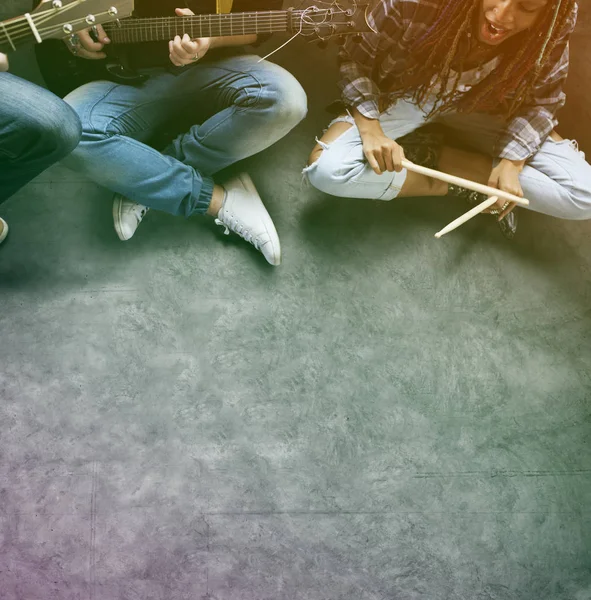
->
<box><xmin>435</xmin><ymin>196</ymin><xmax>499</xmax><ymax>238</ymax></box>
<box><xmin>401</xmin><ymin>159</ymin><xmax>529</xmax><ymax>207</ymax></box>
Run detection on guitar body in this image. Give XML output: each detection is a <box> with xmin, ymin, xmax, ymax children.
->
<box><xmin>37</xmin><ymin>0</ymin><xmax>213</xmax><ymax>97</ymax></box>
<box><xmin>36</xmin><ymin>40</ymin><xmax>146</xmax><ymax>97</ymax></box>
<box><xmin>0</xmin><ymin>0</ymin><xmax>135</xmax><ymax>96</ymax></box>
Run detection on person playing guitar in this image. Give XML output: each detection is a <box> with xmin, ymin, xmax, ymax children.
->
<box><xmin>59</xmin><ymin>0</ymin><xmax>309</xmax><ymax>265</ymax></box>
<box><xmin>0</xmin><ymin>51</ymin><xmax>81</xmax><ymax>245</ymax></box>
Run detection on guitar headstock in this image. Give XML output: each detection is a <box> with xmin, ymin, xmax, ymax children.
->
<box><xmin>295</xmin><ymin>3</ymin><xmax>376</xmax><ymax>41</ymax></box>
<box><xmin>32</xmin><ymin>0</ymin><xmax>134</xmax><ymax>40</ymax></box>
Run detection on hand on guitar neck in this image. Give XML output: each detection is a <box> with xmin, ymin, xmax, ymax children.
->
<box><xmin>168</xmin><ymin>7</ymin><xmax>257</xmax><ymax>67</ymax></box>
<box><xmin>66</xmin><ymin>24</ymin><xmax>111</xmax><ymax>60</ymax></box>
<box><xmin>73</xmin><ymin>6</ymin><xmax>259</xmax><ymax>67</ymax></box>
<box><xmin>168</xmin><ymin>8</ymin><xmax>212</xmax><ymax>67</ymax></box>
<box><xmin>0</xmin><ymin>52</ymin><xmax>8</xmax><ymax>72</ymax></box>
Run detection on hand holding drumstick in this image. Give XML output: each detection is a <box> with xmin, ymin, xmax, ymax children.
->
<box><xmin>400</xmin><ymin>160</ymin><xmax>529</xmax><ymax>238</ymax></box>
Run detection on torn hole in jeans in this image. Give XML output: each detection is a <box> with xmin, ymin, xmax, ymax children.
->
<box><xmin>302</xmin><ymin>112</ymin><xmax>357</xmax><ymax>185</ymax></box>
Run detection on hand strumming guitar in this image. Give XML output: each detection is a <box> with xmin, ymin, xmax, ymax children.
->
<box><xmin>169</xmin><ymin>7</ymin><xmax>258</xmax><ymax>67</ymax></box>
<box><xmin>0</xmin><ymin>53</ymin><xmax>8</xmax><ymax>72</ymax></box>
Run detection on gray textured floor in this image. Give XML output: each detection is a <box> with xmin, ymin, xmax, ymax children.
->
<box><xmin>2</xmin><ymin>26</ymin><xmax>591</xmax><ymax>600</ymax></box>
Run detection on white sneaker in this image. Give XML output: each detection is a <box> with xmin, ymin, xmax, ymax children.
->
<box><xmin>113</xmin><ymin>194</ymin><xmax>149</xmax><ymax>241</ymax></box>
<box><xmin>215</xmin><ymin>173</ymin><xmax>281</xmax><ymax>266</ymax></box>
<box><xmin>0</xmin><ymin>217</ymin><xmax>8</xmax><ymax>244</ymax></box>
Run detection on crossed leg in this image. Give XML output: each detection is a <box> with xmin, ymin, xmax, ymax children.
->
<box><xmin>305</xmin><ymin>104</ymin><xmax>591</xmax><ymax>222</ymax></box>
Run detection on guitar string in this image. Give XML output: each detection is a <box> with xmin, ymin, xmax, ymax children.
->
<box><xmin>1</xmin><ymin>2</ymin><xmax>101</xmax><ymax>38</ymax></box>
<box><xmin>106</xmin><ymin>11</ymin><xmax>337</xmax><ymax>39</ymax></box>
<box><xmin>107</xmin><ymin>20</ymin><xmax>332</xmax><ymax>42</ymax></box>
<box><xmin>0</xmin><ymin>11</ymin><xmax>110</xmax><ymax>43</ymax></box>
<box><xmin>1</xmin><ymin>9</ymin><xmax>332</xmax><ymax>36</ymax></box>
<box><xmin>108</xmin><ymin>12</ymin><xmax>333</xmax><ymax>29</ymax></box>
<box><xmin>111</xmin><ymin>11</ymin><xmax>330</xmax><ymax>23</ymax></box>
<box><xmin>2</xmin><ymin>14</ymin><xmax>327</xmax><ymax>40</ymax></box>
<box><xmin>3</xmin><ymin>20</ymin><xmax>322</xmax><ymax>44</ymax></box>
<box><xmin>0</xmin><ymin>0</ymin><xmax>352</xmax><ymax>36</ymax></box>
<box><xmin>2</xmin><ymin>9</ymin><xmax>349</xmax><ymax>45</ymax></box>
<box><xmin>258</xmin><ymin>5</ymin><xmax>328</xmax><ymax>61</ymax></box>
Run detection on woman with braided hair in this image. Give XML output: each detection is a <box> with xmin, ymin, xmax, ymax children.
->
<box><xmin>304</xmin><ymin>0</ymin><xmax>589</xmax><ymax>238</ymax></box>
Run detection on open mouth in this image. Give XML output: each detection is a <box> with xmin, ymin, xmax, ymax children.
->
<box><xmin>481</xmin><ymin>17</ymin><xmax>511</xmax><ymax>42</ymax></box>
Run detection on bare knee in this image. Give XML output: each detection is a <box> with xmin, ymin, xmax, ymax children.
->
<box><xmin>307</xmin><ymin>117</ymin><xmax>354</xmax><ymax>166</ymax></box>
<box><xmin>307</xmin><ymin>144</ymin><xmax>324</xmax><ymax>166</ymax></box>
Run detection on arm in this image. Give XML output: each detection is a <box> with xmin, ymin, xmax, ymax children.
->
<box><xmin>0</xmin><ymin>52</ymin><xmax>8</xmax><ymax>72</ymax></box>
<box><xmin>338</xmin><ymin>0</ymin><xmax>405</xmax><ymax>119</ymax></box>
<box><xmin>352</xmin><ymin>106</ymin><xmax>407</xmax><ymax>174</ymax></box>
<box><xmin>338</xmin><ymin>0</ymin><xmax>410</xmax><ymax>173</ymax></box>
<box><xmin>488</xmin><ymin>6</ymin><xmax>577</xmax><ymax>215</ymax></box>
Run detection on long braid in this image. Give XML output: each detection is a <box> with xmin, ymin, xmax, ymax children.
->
<box><xmin>390</xmin><ymin>0</ymin><xmax>576</xmax><ymax>121</ymax></box>
<box><xmin>537</xmin><ymin>0</ymin><xmax>563</xmax><ymax>68</ymax></box>
<box><xmin>413</xmin><ymin>3</ymin><xmax>478</xmax><ymax>111</ymax></box>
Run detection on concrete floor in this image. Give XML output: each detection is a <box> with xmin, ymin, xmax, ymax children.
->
<box><xmin>1</xmin><ymin>16</ymin><xmax>591</xmax><ymax>600</ymax></box>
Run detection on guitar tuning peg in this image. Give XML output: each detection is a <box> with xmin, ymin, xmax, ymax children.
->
<box><xmin>336</xmin><ymin>35</ymin><xmax>346</xmax><ymax>46</ymax></box>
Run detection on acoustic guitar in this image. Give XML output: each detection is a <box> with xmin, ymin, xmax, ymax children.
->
<box><xmin>0</xmin><ymin>0</ymin><xmax>134</xmax><ymax>54</ymax></box>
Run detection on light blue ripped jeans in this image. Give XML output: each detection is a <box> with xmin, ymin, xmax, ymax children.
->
<box><xmin>304</xmin><ymin>98</ymin><xmax>591</xmax><ymax>221</ymax></box>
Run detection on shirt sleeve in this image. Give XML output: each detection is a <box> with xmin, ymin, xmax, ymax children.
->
<box><xmin>338</xmin><ymin>0</ymin><xmax>404</xmax><ymax>119</ymax></box>
<box><xmin>495</xmin><ymin>5</ymin><xmax>578</xmax><ymax>161</ymax></box>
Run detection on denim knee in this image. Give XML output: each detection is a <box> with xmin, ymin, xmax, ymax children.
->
<box><xmin>270</xmin><ymin>74</ymin><xmax>308</xmax><ymax>127</ymax></box>
<box><xmin>32</xmin><ymin>101</ymin><xmax>81</xmax><ymax>162</ymax></box>
<box><xmin>49</xmin><ymin>102</ymin><xmax>82</xmax><ymax>160</ymax></box>
<box><xmin>549</xmin><ymin>158</ymin><xmax>591</xmax><ymax>221</ymax></box>
<box><xmin>12</xmin><ymin>97</ymin><xmax>80</xmax><ymax>162</ymax></box>
<box><xmin>562</xmin><ymin>185</ymin><xmax>591</xmax><ymax>220</ymax></box>
<box><xmin>304</xmin><ymin>149</ymin><xmax>351</xmax><ymax>197</ymax></box>
<box><xmin>255</xmin><ymin>70</ymin><xmax>308</xmax><ymax>129</ymax></box>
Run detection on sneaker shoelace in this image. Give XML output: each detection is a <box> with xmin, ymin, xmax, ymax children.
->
<box><xmin>215</xmin><ymin>216</ymin><xmax>262</xmax><ymax>251</ymax></box>
<box><xmin>128</xmin><ymin>205</ymin><xmax>148</xmax><ymax>223</ymax></box>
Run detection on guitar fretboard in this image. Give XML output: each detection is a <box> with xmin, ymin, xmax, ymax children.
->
<box><xmin>104</xmin><ymin>12</ymin><xmax>301</xmax><ymax>44</ymax></box>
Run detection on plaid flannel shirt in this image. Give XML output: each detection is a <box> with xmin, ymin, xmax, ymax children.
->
<box><xmin>339</xmin><ymin>0</ymin><xmax>578</xmax><ymax>161</ymax></box>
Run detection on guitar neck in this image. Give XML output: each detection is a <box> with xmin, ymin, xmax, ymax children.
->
<box><xmin>104</xmin><ymin>11</ymin><xmax>301</xmax><ymax>44</ymax></box>
<box><xmin>1</xmin><ymin>0</ymin><xmax>135</xmax><ymax>54</ymax></box>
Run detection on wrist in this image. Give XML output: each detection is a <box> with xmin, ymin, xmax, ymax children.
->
<box><xmin>500</xmin><ymin>157</ymin><xmax>526</xmax><ymax>170</ymax></box>
<box><xmin>352</xmin><ymin>108</ymin><xmax>383</xmax><ymax>137</ymax></box>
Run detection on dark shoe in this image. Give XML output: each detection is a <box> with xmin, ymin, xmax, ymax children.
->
<box><xmin>447</xmin><ymin>184</ymin><xmax>518</xmax><ymax>239</ymax></box>
<box><xmin>497</xmin><ymin>209</ymin><xmax>518</xmax><ymax>240</ymax></box>
<box><xmin>397</xmin><ymin>129</ymin><xmax>445</xmax><ymax>170</ymax></box>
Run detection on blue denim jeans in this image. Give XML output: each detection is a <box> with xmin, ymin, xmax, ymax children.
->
<box><xmin>0</xmin><ymin>73</ymin><xmax>81</xmax><ymax>204</ymax></box>
<box><xmin>63</xmin><ymin>54</ymin><xmax>307</xmax><ymax>216</ymax></box>
<box><xmin>305</xmin><ymin>98</ymin><xmax>591</xmax><ymax>220</ymax></box>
